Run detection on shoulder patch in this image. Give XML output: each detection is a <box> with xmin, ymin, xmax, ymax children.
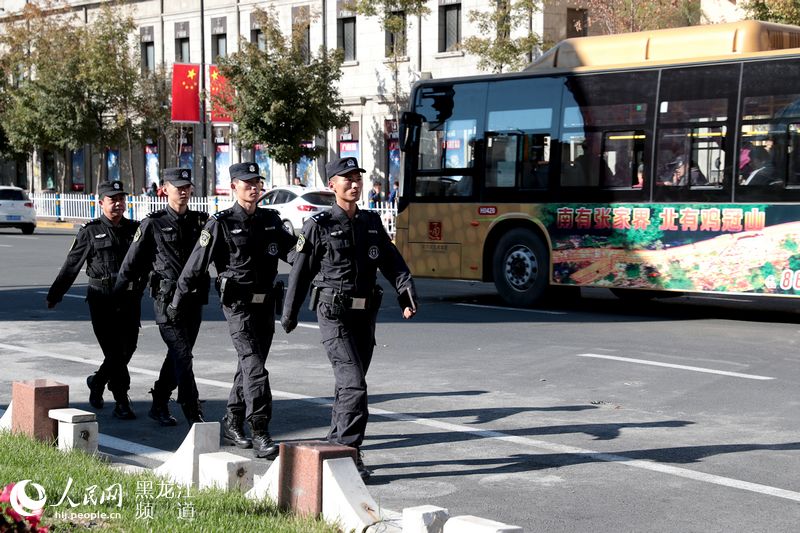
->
<box><xmin>132</xmin><ymin>226</ymin><xmax>142</xmax><ymax>242</ymax></box>
<box><xmin>199</xmin><ymin>230</ymin><xmax>212</xmax><ymax>247</ymax></box>
<box><xmin>296</xmin><ymin>233</ymin><xmax>306</xmax><ymax>252</ymax></box>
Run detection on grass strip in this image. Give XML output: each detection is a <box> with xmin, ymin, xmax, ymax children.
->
<box><xmin>0</xmin><ymin>430</ymin><xmax>338</xmax><ymax>532</ymax></box>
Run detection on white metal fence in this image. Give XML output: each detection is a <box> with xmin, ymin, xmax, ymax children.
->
<box><xmin>30</xmin><ymin>193</ymin><xmax>397</xmax><ymax>238</ymax></box>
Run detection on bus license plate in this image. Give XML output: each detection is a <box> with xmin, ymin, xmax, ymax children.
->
<box><xmin>5</xmin><ymin>215</ymin><xmax>20</xmax><ymax>221</ymax></box>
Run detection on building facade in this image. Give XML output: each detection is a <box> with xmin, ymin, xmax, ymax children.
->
<box><xmin>0</xmin><ymin>0</ymin><xmax>746</xmax><ymax>196</ymax></box>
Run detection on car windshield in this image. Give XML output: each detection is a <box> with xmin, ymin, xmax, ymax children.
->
<box><xmin>0</xmin><ymin>189</ymin><xmax>26</xmax><ymax>201</ymax></box>
<box><xmin>302</xmin><ymin>192</ymin><xmax>335</xmax><ymax>206</ymax></box>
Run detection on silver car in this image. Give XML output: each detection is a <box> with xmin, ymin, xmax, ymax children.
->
<box><xmin>260</xmin><ymin>185</ymin><xmax>335</xmax><ymax>235</ymax></box>
<box><xmin>0</xmin><ymin>186</ymin><xmax>36</xmax><ymax>234</ymax></box>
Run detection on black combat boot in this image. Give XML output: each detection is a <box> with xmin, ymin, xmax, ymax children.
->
<box><xmin>111</xmin><ymin>394</ymin><xmax>137</xmax><ymax>420</ymax></box>
<box><xmin>249</xmin><ymin>418</ymin><xmax>279</xmax><ymax>459</ymax></box>
<box><xmin>86</xmin><ymin>374</ymin><xmax>105</xmax><ymax>409</ymax></box>
<box><xmin>221</xmin><ymin>412</ymin><xmax>252</xmax><ymax>449</ymax></box>
<box><xmin>180</xmin><ymin>400</ymin><xmax>205</xmax><ymax>424</ymax></box>
<box><xmin>147</xmin><ymin>388</ymin><xmax>177</xmax><ymax>427</ymax></box>
<box><xmin>355</xmin><ymin>448</ymin><xmax>372</xmax><ymax>481</ymax></box>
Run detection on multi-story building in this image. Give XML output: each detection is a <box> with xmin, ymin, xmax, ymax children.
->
<box><xmin>0</xmin><ymin>0</ymin><xmax>746</xmax><ymax>196</ymax></box>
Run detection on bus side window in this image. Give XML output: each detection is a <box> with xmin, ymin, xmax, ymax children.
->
<box><xmin>601</xmin><ymin>130</ymin><xmax>645</xmax><ymax>188</ymax></box>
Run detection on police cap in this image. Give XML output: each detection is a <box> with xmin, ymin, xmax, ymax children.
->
<box><xmin>325</xmin><ymin>157</ymin><xmax>366</xmax><ymax>180</ymax></box>
<box><xmin>163</xmin><ymin>167</ymin><xmax>193</xmax><ymax>187</ymax></box>
<box><xmin>229</xmin><ymin>162</ymin><xmax>261</xmax><ymax>182</ymax></box>
<box><xmin>97</xmin><ymin>180</ymin><xmax>127</xmax><ymax>199</ymax></box>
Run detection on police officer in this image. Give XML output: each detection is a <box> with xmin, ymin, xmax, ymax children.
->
<box><xmin>281</xmin><ymin>157</ymin><xmax>418</xmax><ymax>480</ymax></box>
<box><xmin>46</xmin><ymin>180</ymin><xmax>142</xmax><ymax>420</ymax></box>
<box><xmin>169</xmin><ymin>162</ymin><xmax>295</xmax><ymax>458</ymax></box>
<box><xmin>115</xmin><ymin>168</ymin><xmax>208</xmax><ymax>426</ymax></box>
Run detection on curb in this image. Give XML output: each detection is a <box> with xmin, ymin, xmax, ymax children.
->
<box><xmin>37</xmin><ymin>220</ymin><xmax>82</xmax><ymax>229</ymax></box>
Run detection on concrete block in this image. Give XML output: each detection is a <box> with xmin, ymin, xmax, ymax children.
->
<box><xmin>154</xmin><ymin>422</ymin><xmax>220</xmax><ymax>487</ymax></box>
<box><xmin>198</xmin><ymin>451</ymin><xmax>254</xmax><ymax>491</ymax></box>
<box><xmin>0</xmin><ymin>403</ymin><xmax>12</xmax><ymax>430</ymax></box>
<box><xmin>443</xmin><ymin>515</ymin><xmax>523</xmax><ymax>533</ymax></box>
<box><xmin>365</xmin><ymin>508</ymin><xmax>403</xmax><ymax>533</ymax></box>
<box><xmin>321</xmin><ymin>457</ymin><xmax>381</xmax><ymax>531</ymax></box>
<box><xmin>11</xmin><ymin>380</ymin><xmax>69</xmax><ymax>440</ymax></box>
<box><xmin>49</xmin><ymin>408</ymin><xmax>98</xmax><ymax>454</ymax></box>
<box><xmin>403</xmin><ymin>505</ymin><xmax>450</xmax><ymax>533</ymax></box>
<box><xmin>278</xmin><ymin>440</ymin><xmax>357</xmax><ymax>516</ymax></box>
<box><xmin>246</xmin><ymin>455</ymin><xmax>280</xmax><ymax>502</ymax></box>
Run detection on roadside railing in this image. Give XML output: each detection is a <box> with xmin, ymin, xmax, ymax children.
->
<box><xmin>30</xmin><ymin>193</ymin><xmax>397</xmax><ymax>238</ymax></box>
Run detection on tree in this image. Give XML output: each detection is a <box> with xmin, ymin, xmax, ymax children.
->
<box><xmin>462</xmin><ymin>0</ymin><xmax>541</xmax><ymax>73</ymax></box>
<box><xmin>578</xmin><ymin>0</ymin><xmax>702</xmax><ymax>35</ymax></box>
<box><xmin>217</xmin><ymin>8</ymin><xmax>350</xmax><ymax>176</ymax></box>
<box><xmin>743</xmin><ymin>0</ymin><xmax>800</xmax><ymax>25</ymax></box>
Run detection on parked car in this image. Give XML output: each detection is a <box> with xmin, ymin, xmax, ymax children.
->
<box><xmin>0</xmin><ymin>186</ymin><xmax>36</xmax><ymax>234</ymax></box>
<box><xmin>260</xmin><ymin>185</ymin><xmax>335</xmax><ymax>235</ymax></box>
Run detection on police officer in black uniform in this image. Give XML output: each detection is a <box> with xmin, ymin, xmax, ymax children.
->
<box><xmin>281</xmin><ymin>157</ymin><xmax>418</xmax><ymax>480</ymax></box>
<box><xmin>115</xmin><ymin>168</ymin><xmax>208</xmax><ymax>426</ymax></box>
<box><xmin>169</xmin><ymin>162</ymin><xmax>295</xmax><ymax>458</ymax></box>
<box><xmin>47</xmin><ymin>180</ymin><xmax>142</xmax><ymax>420</ymax></box>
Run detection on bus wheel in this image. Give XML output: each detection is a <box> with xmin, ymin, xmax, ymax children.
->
<box><xmin>492</xmin><ymin>228</ymin><xmax>549</xmax><ymax>307</ymax></box>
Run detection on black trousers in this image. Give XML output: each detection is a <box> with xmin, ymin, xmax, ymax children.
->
<box><xmin>317</xmin><ymin>302</ymin><xmax>376</xmax><ymax>449</ymax></box>
<box><xmin>222</xmin><ymin>302</ymin><xmax>274</xmax><ymax>422</ymax></box>
<box><xmin>87</xmin><ymin>289</ymin><xmax>141</xmax><ymax>399</ymax></box>
<box><xmin>153</xmin><ymin>301</ymin><xmax>203</xmax><ymax>405</ymax></box>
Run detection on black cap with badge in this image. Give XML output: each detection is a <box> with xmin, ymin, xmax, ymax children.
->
<box><xmin>325</xmin><ymin>157</ymin><xmax>366</xmax><ymax>180</ymax></box>
<box><xmin>229</xmin><ymin>162</ymin><xmax>261</xmax><ymax>181</ymax></box>
<box><xmin>97</xmin><ymin>180</ymin><xmax>127</xmax><ymax>199</ymax></box>
<box><xmin>163</xmin><ymin>167</ymin><xmax>193</xmax><ymax>187</ymax></box>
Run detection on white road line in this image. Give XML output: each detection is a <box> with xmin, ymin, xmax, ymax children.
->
<box><xmin>35</xmin><ymin>291</ymin><xmax>83</xmax><ymax>300</ymax></box>
<box><xmin>1</xmin><ymin>342</ymin><xmax>797</xmax><ymax>502</ymax></box>
<box><xmin>273</xmin><ymin>320</ymin><xmax>319</xmax><ymax>330</ymax></box>
<box><xmin>0</xmin><ymin>244</ymin><xmax>11</xmax><ymax>248</ymax></box>
<box><xmin>455</xmin><ymin>303</ymin><xmax>567</xmax><ymax>315</ymax></box>
<box><xmin>576</xmin><ymin>353</ymin><xmax>775</xmax><ymax>381</ymax></box>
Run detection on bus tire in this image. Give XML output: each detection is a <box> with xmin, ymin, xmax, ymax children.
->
<box><xmin>492</xmin><ymin>228</ymin><xmax>549</xmax><ymax>307</ymax></box>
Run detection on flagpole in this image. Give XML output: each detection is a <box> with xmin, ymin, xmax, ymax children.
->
<box><xmin>200</xmin><ymin>0</ymin><xmax>207</xmax><ymax>197</ymax></box>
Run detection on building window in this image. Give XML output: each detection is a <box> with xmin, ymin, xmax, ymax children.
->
<box><xmin>385</xmin><ymin>11</ymin><xmax>406</xmax><ymax>57</ymax></box>
<box><xmin>337</xmin><ymin>17</ymin><xmax>356</xmax><ymax>62</ymax></box>
<box><xmin>175</xmin><ymin>37</ymin><xmax>190</xmax><ymax>62</ymax></box>
<box><xmin>141</xmin><ymin>41</ymin><xmax>155</xmax><ymax>73</ymax></box>
<box><xmin>251</xmin><ymin>28</ymin><xmax>266</xmax><ymax>51</ymax></box>
<box><xmin>438</xmin><ymin>3</ymin><xmax>461</xmax><ymax>53</ymax></box>
<box><xmin>567</xmin><ymin>8</ymin><xmax>588</xmax><ymax>38</ymax></box>
<box><xmin>212</xmin><ymin>34</ymin><xmax>227</xmax><ymax>63</ymax></box>
<box><xmin>292</xmin><ymin>6</ymin><xmax>311</xmax><ymax>64</ymax></box>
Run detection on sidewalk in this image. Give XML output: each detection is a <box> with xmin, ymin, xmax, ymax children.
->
<box><xmin>37</xmin><ymin>219</ymin><xmax>82</xmax><ymax>229</ymax></box>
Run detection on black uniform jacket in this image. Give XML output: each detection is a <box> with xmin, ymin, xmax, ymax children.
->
<box><xmin>171</xmin><ymin>202</ymin><xmax>296</xmax><ymax>308</ymax></box>
<box><xmin>47</xmin><ymin>215</ymin><xmax>139</xmax><ymax>303</ymax></box>
<box><xmin>284</xmin><ymin>203</ymin><xmax>415</xmax><ymax>320</ymax></box>
<box><xmin>116</xmin><ymin>206</ymin><xmax>209</xmax><ymax>288</ymax></box>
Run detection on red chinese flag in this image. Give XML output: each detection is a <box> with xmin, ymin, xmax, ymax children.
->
<box><xmin>171</xmin><ymin>63</ymin><xmax>200</xmax><ymax>123</ymax></box>
<box><xmin>209</xmin><ymin>65</ymin><xmax>233</xmax><ymax>123</ymax></box>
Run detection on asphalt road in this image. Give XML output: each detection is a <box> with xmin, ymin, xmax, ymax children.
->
<box><xmin>2</xmin><ymin>226</ymin><xmax>800</xmax><ymax>532</ymax></box>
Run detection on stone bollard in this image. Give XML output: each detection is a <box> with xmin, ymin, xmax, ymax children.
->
<box><xmin>277</xmin><ymin>440</ymin><xmax>357</xmax><ymax>516</ymax></box>
<box><xmin>246</xmin><ymin>455</ymin><xmax>280</xmax><ymax>502</ymax></box>
<box><xmin>321</xmin><ymin>457</ymin><xmax>382</xmax><ymax>531</ymax></box>
<box><xmin>48</xmin><ymin>408</ymin><xmax>98</xmax><ymax>453</ymax></box>
<box><xmin>198</xmin><ymin>451</ymin><xmax>254</xmax><ymax>491</ymax></box>
<box><xmin>0</xmin><ymin>403</ymin><xmax>12</xmax><ymax>431</ymax></box>
<box><xmin>403</xmin><ymin>505</ymin><xmax>451</xmax><ymax>533</ymax></box>
<box><xmin>11</xmin><ymin>380</ymin><xmax>69</xmax><ymax>440</ymax></box>
<box><xmin>443</xmin><ymin>516</ymin><xmax>523</xmax><ymax>533</ymax></box>
<box><xmin>154</xmin><ymin>422</ymin><xmax>220</xmax><ymax>487</ymax></box>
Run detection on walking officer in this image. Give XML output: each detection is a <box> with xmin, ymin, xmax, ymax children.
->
<box><xmin>46</xmin><ymin>180</ymin><xmax>143</xmax><ymax>420</ymax></box>
<box><xmin>115</xmin><ymin>168</ymin><xmax>208</xmax><ymax>426</ymax></box>
<box><xmin>281</xmin><ymin>156</ymin><xmax>418</xmax><ymax>480</ymax></box>
<box><xmin>169</xmin><ymin>162</ymin><xmax>296</xmax><ymax>458</ymax></box>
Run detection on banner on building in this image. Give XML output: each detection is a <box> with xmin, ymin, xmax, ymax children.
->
<box><xmin>209</xmin><ymin>65</ymin><xmax>233</xmax><ymax>123</ymax></box>
<box><xmin>171</xmin><ymin>63</ymin><xmax>201</xmax><ymax>123</ymax></box>
<box><xmin>145</xmin><ymin>145</ymin><xmax>159</xmax><ymax>188</ymax></box>
<box><xmin>215</xmin><ymin>144</ymin><xmax>231</xmax><ymax>195</ymax></box>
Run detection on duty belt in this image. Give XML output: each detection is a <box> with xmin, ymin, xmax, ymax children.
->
<box><xmin>88</xmin><ymin>276</ymin><xmax>135</xmax><ymax>291</ymax></box>
<box><xmin>318</xmin><ymin>289</ymin><xmax>369</xmax><ymax>310</ymax></box>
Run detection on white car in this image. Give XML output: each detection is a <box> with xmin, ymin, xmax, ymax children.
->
<box><xmin>260</xmin><ymin>185</ymin><xmax>335</xmax><ymax>234</ymax></box>
<box><xmin>0</xmin><ymin>186</ymin><xmax>36</xmax><ymax>234</ymax></box>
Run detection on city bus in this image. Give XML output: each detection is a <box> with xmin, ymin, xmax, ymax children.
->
<box><xmin>396</xmin><ymin>20</ymin><xmax>800</xmax><ymax>307</ymax></box>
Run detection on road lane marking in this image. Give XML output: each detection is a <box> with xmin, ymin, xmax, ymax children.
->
<box><xmin>35</xmin><ymin>291</ymin><xmax>83</xmax><ymax>300</ymax></box>
<box><xmin>455</xmin><ymin>303</ymin><xmax>567</xmax><ymax>315</ymax></box>
<box><xmin>0</xmin><ymin>245</ymin><xmax>11</xmax><ymax>248</ymax></box>
<box><xmin>576</xmin><ymin>353</ymin><xmax>774</xmax><ymax>381</ymax></box>
<box><xmin>0</xmin><ymin>342</ymin><xmax>795</xmax><ymax>502</ymax></box>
